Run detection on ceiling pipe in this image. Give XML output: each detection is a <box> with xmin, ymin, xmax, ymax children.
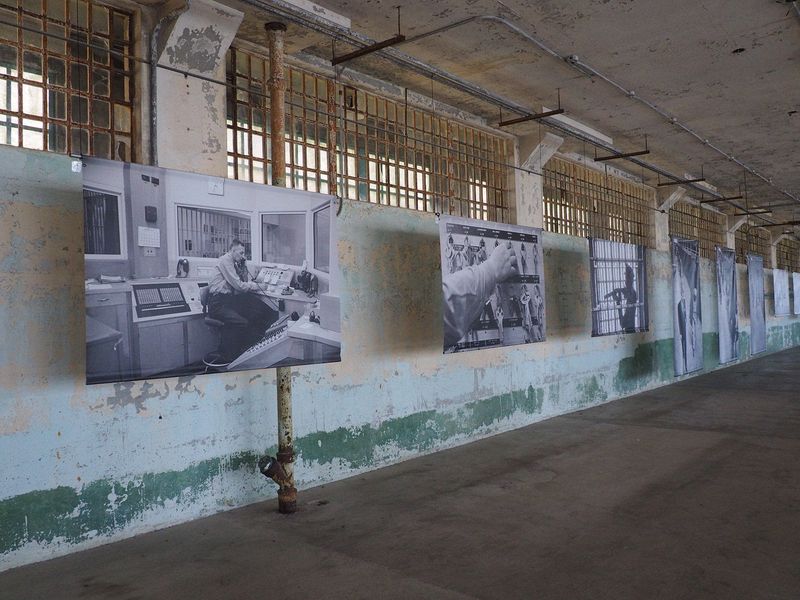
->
<box><xmin>240</xmin><ymin>0</ymin><xmax>781</xmax><ymax>223</ymax></box>
<box><xmin>400</xmin><ymin>15</ymin><xmax>800</xmax><ymax>215</ymax></box>
<box><xmin>402</xmin><ymin>14</ymin><xmax>800</xmax><ymax>211</ymax></box>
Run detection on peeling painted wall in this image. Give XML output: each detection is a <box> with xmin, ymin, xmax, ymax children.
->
<box><xmin>2</xmin><ymin>145</ymin><xmax>799</xmax><ymax>571</ymax></box>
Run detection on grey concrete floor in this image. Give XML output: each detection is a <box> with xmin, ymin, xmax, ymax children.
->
<box><xmin>3</xmin><ymin>347</ymin><xmax>800</xmax><ymax>599</ymax></box>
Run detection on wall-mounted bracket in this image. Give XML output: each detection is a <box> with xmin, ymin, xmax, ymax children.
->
<box><xmin>594</xmin><ymin>135</ymin><xmax>649</xmax><ymax>162</ymax></box>
<box><xmin>498</xmin><ymin>89</ymin><xmax>564</xmax><ymax>127</ymax></box>
<box><xmin>658</xmin><ymin>177</ymin><xmax>705</xmax><ymax>187</ymax></box>
<box><xmin>332</xmin><ymin>34</ymin><xmax>406</xmax><ymax>65</ymax></box>
<box><xmin>699</xmin><ymin>195</ymin><xmax>743</xmax><ymax>204</ymax></box>
<box><xmin>332</xmin><ymin>6</ymin><xmax>405</xmax><ymax>66</ymax></box>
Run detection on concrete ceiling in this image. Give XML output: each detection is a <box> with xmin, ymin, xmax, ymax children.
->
<box><xmin>234</xmin><ymin>0</ymin><xmax>800</xmax><ymax>228</ymax></box>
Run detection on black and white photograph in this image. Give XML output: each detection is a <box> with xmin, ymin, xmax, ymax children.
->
<box><xmin>794</xmin><ymin>273</ymin><xmax>800</xmax><ymax>316</ymax></box>
<box><xmin>747</xmin><ymin>254</ymin><xmax>766</xmax><ymax>355</ymax></box>
<box><xmin>773</xmin><ymin>268</ymin><xmax>790</xmax><ymax>316</ymax></box>
<box><xmin>439</xmin><ymin>215</ymin><xmax>545</xmax><ymax>353</ymax></box>
<box><xmin>588</xmin><ymin>238</ymin><xmax>648</xmax><ymax>336</ymax></box>
<box><xmin>715</xmin><ymin>246</ymin><xmax>738</xmax><ymax>364</ymax></box>
<box><xmin>671</xmin><ymin>237</ymin><xmax>703</xmax><ymax>376</ymax></box>
<box><xmin>83</xmin><ymin>158</ymin><xmax>341</xmax><ymax>384</ymax></box>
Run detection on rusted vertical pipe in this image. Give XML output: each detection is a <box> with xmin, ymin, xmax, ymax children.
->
<box><xmin>266</xmin><ymin>21</ymin><xmax>297</xmax><ymax>514</ymax></box>
<box><xmin>327</xmin><ymin>79</ymin><xmax>338</xmax><ymax>195</ymax></box>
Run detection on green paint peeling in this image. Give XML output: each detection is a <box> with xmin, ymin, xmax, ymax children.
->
<box><xmin>1</xmin><ymin>385</ymin><xmax>551</xmax><ymax>557</ymax></box>
<box><xmin>0</xmin><ymin>452</ymin><xmax>258</xmax><ymax>556</ymax></box>
<box><xmin>702</xmin><ymin>332</ymin><xmax>719</xmax><ymax>371</ymax></box>
<box><xmin>767</xmin><ymin>324</ymin><xmax>800</xmax><ymax>352</ymax></box>
<box><xmin>296</xmin><ymin>385</ymin><xmax>546</xmax><ymax>469</ymax></box>
<box><xmin>739</xmin><ymin>330</ymin><xmax>750</xmax><ymax>360</ymax></box>
<box><xmin>576</xmin><ymin>375</ymin><xmax>607</xmax><ymax>407</ymax></box>
<box><xmin>613</xmin><ymin>339</ymin><xmax>672</xmax><ymax>395</ymax></box>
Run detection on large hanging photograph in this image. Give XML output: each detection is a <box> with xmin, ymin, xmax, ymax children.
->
<box><xmin>715</xmin><ymin>246</ymin><xmax>738</xmax><ymax>364</ymax></box>
<box><xmin>588</xmin><ymin>238</ymin><xmax>648</xmax><ymax>336</ymax></box>
<box><xmin>671</xmin><ymin>237</ymin><xmax>703</xmax><ymax>376</ymax></box>
<box><xmin>794</xmin><ymin>273</ymin><xmax>800</xmax><ymax>316</ymax></box>
<box><xmin>773</xmin><ymin>268</ymin><xmax>790</xmax><ymax>316</ymax></box>
<box><xmin>83</xmin><ymin>158</ymin><xmax>341</xmax><ymax>384</ymax></box>
<box><xmin>747</xmin><ymin>254</ymin><xmax>766</xmax><ymax>355</ymax></box>
<box><xmin>439</xmin><ymin>216</ymin><xmax>544</xmax><ymax>353</ymax></box>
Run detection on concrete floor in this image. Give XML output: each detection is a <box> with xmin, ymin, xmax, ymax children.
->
<box><xmin>3</xmin><ymin>347</ymin><xmax>800</xmax><ymax>599</ymax></box>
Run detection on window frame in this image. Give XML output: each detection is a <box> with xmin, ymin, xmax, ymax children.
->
<box><xmin>312</xmin><ymin>201</ymin><xmax>331</xmax><ymax>274</ymax></box>
<box><xmin>259</xmin><ymin>209</ymin><xmax>306</xmax><ymax>268</ymax></box>
<box><xmin>174</xmin><ymin>203</ymin><xmax>254</xmax><ymax>264</ymax></box>
<box><xmin>83</xmin><ymin>184</ymin><xmax>127</xmax><ymax>260</ymax></box>
<box><xmin>0</xmin><ymin>0</ymin><xmax>137</xmax><ymax>160</ymax></box>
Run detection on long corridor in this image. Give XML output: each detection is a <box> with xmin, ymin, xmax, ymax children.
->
<box><xmin>3</xmin><ymin>347</ymin><xmax>799</xmax><ymax>599</ymax></box>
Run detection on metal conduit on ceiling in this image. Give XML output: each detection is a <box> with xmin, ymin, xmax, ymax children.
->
<box><xmin>243</xmin><ymin>0</ymin><xmax>796</xmax><ymax>227</ymax></box>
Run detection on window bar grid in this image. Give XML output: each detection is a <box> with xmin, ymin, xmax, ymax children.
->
<box><xmin>0</xmin><ymin>0</ymin><xmax>135</xmax><ymax>160</ymax></box>
<box><xmin>225</xmin><ymin>47</ymin><xmax>511</xmax><ymax>223</ymax></box>
<box><xmin>775</xmin><ymin>238</ymin><xmax>800</xmax><ymax>272</ymax></box>
<box><xmin>735</xmin><ymin>223</ymin><xmax>772</xmax><ymax>269</ymax></box>
<box><xmin>542</xmin><ymin>157</ymin><xmax>655</xmax><ymax>247</ymax></box>
<box><xmin>668</xmin><ymin>200</ymin><xmax>726</xmax><ymax>260</ymax></box>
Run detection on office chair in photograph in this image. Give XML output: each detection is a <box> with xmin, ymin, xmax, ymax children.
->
<box><xmin>200</xmin><ymin>286</ymin><xmax>232</xmax><ymax>372</ymax></box>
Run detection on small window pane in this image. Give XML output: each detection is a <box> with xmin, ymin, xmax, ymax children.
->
<box><xmin>0</xmin><ymin>115</ymin><xmax>19</xmax><ymax>144</ymax></box>
<box><xmin>47</xmin><ymin>56</ymin><xmax>66</xmax><ymax>86</ymax></box>
<box><xmin>46</xmin><ymin>23</ymin><xmax>65</xmax><ymax>54</ymax></box>
<box><xmin>70</xmin><ymin>126</ymin><xmax>87</xmax><ymax>153</ymax></box>
<box><xmin>0</xmin><ymin>80</ymin><xmax>18</xmax><ymax>111</ymax></box>
<box><xmin>22</xmin><ymin>83</ymin><xmax>43</xmax><ymax>115</ymax></box>
<box><xmin>49</xmin><ymin>0</ymin><xmax>65</xmax><ymax>22</ymax></box>
<box><xmin>22</xmin><ymin>17</ymin><xmax>42</xmax><ymax>47</ymax></box>
<box><xmin>91</xmin><ymin>67</ymin><xmax>109</xmax><ymax>96</ymax></box>
<box><xmin>91</xmin><ymin>5</ymin><xmax>109</xmax><ymax>34</ymax></box>
<box><xmin>21</xmin><ymin>117</ymin><xmax>43</xmax><ymax>148</ymax></box>
<box><xmin>48</xmin><ymin>122</ymin><xmax>67</xmax><ymax>152</ymax></box>
<box><xmin>70</xmin><ymin>62</ymin><xmax>88</xmax><ymax>91</ymax></box>
<box><xmin>313</xmin><ymin>205</ymin><xmax>330</xmax><ymax>273</ymax></box>
<box><xmin>22</xmin><ymin>50</ymin><xmax>41</xmax><ymax>79</ymax></box>
<box><xmin>48</xmin><ymin>88</ymin><xmax>65</xmax><ymax>118</ymax></box>
<box><xmin>71</xmin><ymin>94</ymin><xmax>87</xmax><ymax>122</ymax></box>
<box><xmin>92</xmin><ymin>98</ymin><xmax>109</xmax><ymax>127</ymax></box>
<box><xmin>92</xmin><ymin>130</ymin><xmax>109</xmax><ymax>157</ymax></box>
<box><xmin>177</xmin><ymin>206</ymin><xmax>251</xmax><ymax>259</ymax></box>
<box><xmin>261</xmin><ymin>213</ymin><xmax>306</xmax><ymax>266</ymax></box>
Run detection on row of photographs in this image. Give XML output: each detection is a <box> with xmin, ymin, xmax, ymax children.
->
<box><xmin>438</xmin><ymin>217</ymin><xmax>799</xmax><ymax>379</ymax></box>
<box><xmin>82</xmin><ymin>156</ymin><xmax>797</xmax><ymax>385</ymax></box>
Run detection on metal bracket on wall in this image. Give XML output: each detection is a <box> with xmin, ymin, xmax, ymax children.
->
<box><xmin>332</xmin><ymin>6</ymin><xmax>405</xmax><ymax>66</ymax></box>
<box><xmin>594</xmin><ymin>135</ymin><xmax>650</xmax><ymax>162</ymax></box>
<box><xmin>498</xmin><ymin>89</ymin><xmax>564</xmax><ymax>127</ymax></box>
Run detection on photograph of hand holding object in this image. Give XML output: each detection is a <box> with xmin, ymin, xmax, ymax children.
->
<box><xmin>439</xmin><ymin>216</ymin><xmax>545</xmax><ymax>353</ymax></box>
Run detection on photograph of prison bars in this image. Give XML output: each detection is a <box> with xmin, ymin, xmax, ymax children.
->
<box><xmin>588</xmin><ymin>238</ymin><xmax>648</xmax><ymax>337</ymax></box>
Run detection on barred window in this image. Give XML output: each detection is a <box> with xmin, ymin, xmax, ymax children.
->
<box><xmin>0</xmin><ymin>0</ymin><xmax>135</xmax><ymax>160</ymax></box>
<box><xmin>668</xmin><ymin>200</ymin><xmax>725</xmax><ymax>260</ymax></box>
<box><xmin>225</xmin><ymin>47</ymin><xmax>512</xmax><ymax>223</ymax></box>
<box><xmin>775</xmin><ymin>237</ymin><xmax>800</xmax><ymax>272</ymax></box>
<box><xmin>735</xmin><ymin>223</ymin><xmax>771</xmax><ymax>269</ymax></box>
<box><xmin>226</xmin><ymin>48</ymin><xmax>331</xmax><ymax>192</ymax></box>
<box><xmin>542</xmin><ymin>157</ymin><xmax>655</xmax><ymax>246</ymax></box>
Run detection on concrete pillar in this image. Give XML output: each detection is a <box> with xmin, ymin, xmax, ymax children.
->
<box><xmin>152</xmin><ymin>0</ymin><xmax>243</xmax><ymax>176</ymax></box>
<box><xmin>514</xmin><ymin>132</ymin><xmax>563</xmax><ymax>228</ymax></box>
<box><xmin>654</xmin><ymin>187</ymin><xmax>687</xmax><ymax>251</ymax></box>
<box><xmin>726</xmin><ymin>215</ymin><xmax>748</xmax><ymax>250</ymax></box>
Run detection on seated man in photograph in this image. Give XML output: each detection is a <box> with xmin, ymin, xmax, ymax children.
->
<box><xmin>207</xmin><ymin>239</ymin><xmax>278</xmax><ymax>361</ymax></box>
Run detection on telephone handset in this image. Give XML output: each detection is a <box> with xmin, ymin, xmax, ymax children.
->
<box><xmin>176</xmin><ymin>258</ymin><xmax>189</xmax><ymax>278</ymax></box>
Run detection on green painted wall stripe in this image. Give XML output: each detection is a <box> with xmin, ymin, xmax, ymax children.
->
<box><xmin>3</xmin><ymin>326</ymin><xmax>800</xmax><ymax>558</ymax></box>
<box><xmin>0</xmin><ymin>453</ymin><xmax>257</xmax><ymax>556</ymax></box>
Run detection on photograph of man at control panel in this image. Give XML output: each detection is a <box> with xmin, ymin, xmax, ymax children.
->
<box><xmin>83</xmin><ymin>158</ymin><xmax>341</xmax><ymax>385</ymax></box>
